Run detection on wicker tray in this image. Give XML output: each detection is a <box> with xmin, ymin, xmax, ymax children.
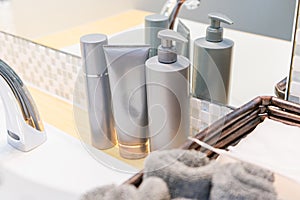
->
<box><xmin>125</xmin><ymin>96</ymin><xmax>300</xmax><ymax>187</ymax></box>
<box><xmin>275</xmin><ymin>77</ymin><xmax>287</xmax><ymax>99</ymax></box>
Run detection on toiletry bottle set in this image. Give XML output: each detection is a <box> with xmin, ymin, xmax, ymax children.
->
<box><xmin>80</xmin><ymin>12</ymin><xmax>234</xmax><ymax>159</ymax></box>
<box><xmin>81</xmin><ymin>30</ymin><xmax>190</xmax><ymax>159</ymax></box>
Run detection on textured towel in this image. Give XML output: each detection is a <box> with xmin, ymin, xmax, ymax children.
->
<box><xmin>81</xmin><ymin>177</ymin><xmax>170</xmax><ymax>200</ymax></box>
<box><xmin>81</xmin><ymin>184</ymin><xmax>138</xmax><ymax>200</ymax></box>
<box><xmin>138</xmin><ymin>177</ymin><xmax>171</xmax><ymax>200</ymax></box>
<box><xmin>81</xmin><ymin>184</ymin><xmax>118</xmax><ymax>200</ymax></box>
<box><xmin>144</xmin><ymin>149</ymin><xmax>217</xmax><ymax>200</ymax></box>
<box><xmin>210</xmin><ymin>162</ymin><xmax>277</xmax><ymax>200</ymax></box>
<box><xmin>104</xmin><ymin>184</ymin><xmax>139</xmax><ymax>199</ymax></box>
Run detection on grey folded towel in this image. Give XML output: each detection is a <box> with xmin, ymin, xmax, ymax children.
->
<box><xmin>81</xmin><ymin>177</ymin><xmax>170</xmax><ymax>200</ymax></box>
<box><xmin>210</xmin><ymin>162</ymin><xmax>277</xmax><ymax>200</ymax></box>
<box><xmin>81</xmin><ymin>184</ymin><xmax>138</xmax><ymax>200</ymax></box>
<box><xmin>81</xmin><ymin>184</ymin><xmax>118</xmax><ymax>200</ymax></box>
<box><xmin>104</xmin><ymin>184</ymin><xmax>139</xmax><ymax>200</ymax></box>
<box><xmin>138</xmin><ymin>177</ymin><xmax>171</xmax><ymax>200</ymax></box>
<box><xmin>143</xmin><ymin>149</ymin><xmax>217</xmax><ymax>200</ymax></box>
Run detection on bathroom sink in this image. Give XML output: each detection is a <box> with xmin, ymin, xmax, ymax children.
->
<box><xmin>0</xmin><ymin>100</ymin><xmax>138</xmax><ymax>200</ymax></box>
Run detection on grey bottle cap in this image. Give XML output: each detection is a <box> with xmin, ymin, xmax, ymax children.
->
<box><xmin>157</xmin><ymin>29</ymin><xmax>187</xmax><ymax>64</ymax></box>
<box><xmin>80</xmin><ymin>33</ymin><xmax>108</xmax><ymax>75</ymax></box>
<box><xmin>145</xmin><ymin>14</ymin><xmax>169</xmax><ymax>27</ymax></box>
<box><xmin>206</xmin><ymin>13</ymin><xmax>233</xmax><ymax>42</ymax></box>
<box><xmin>145</xmin><ymin>14</ymin><xmax>169</xmax><ymax>57</ymax></box>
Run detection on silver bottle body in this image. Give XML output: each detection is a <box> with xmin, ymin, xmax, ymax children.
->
<box><xmin>103</xmin><ymin>45</ymin><xmax>150</xmax><ymax>159</ymax></box>
<box><xmin>146</xmin><ymin>55</ymin><xmax>190</xmax><ymax>151</ymax></box>
<box><xmin>192</xmin><ymin>38</ymin><xmax>233</xmax><ymax>104</ymax></box>
<box><xmin>80</xmin><ymin>34</ymin><xmax>116</xmax><ymax>149</ymax></box>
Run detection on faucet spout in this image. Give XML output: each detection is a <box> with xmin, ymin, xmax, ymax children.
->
<box><xmin>0</xmin><ymin>59</ymin><xmax>46</xmax><ymax>151</ymax></box>
<box><xmin>161</xmin><ymin>0</ymin><xmax>201</xmax><ymax>29</ymax></box>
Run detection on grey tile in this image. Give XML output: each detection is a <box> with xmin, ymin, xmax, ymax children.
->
<box><xmin>288</xmin><ymin>95</ymin><xmax>300</xmax><ymax>104</ymax></box>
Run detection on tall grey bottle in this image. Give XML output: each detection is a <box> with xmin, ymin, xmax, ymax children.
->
<box><xmin>145</xmin><ymin>14</ymin><xmax>169</xmax><ymax>57</ymax></box>
<box><xmin>192</xmin><ymin>13</ymin><xmax>234</xmax><ymax>104</ymax></box>
<box><xmin>146</xmin><ymin>29</ymin><xmax>190</xmax><ymax>151</ymax></box>
<box><xmin>80</xmin><ymin>34</ymin><xmax>116</xmax><ymax>149</ymax></box>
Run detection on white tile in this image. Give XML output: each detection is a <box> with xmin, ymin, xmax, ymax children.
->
<box><xmin>200</xmin><ymin>122</ymin><xmax>209</xmax><ymax>130</ymax></box>
<box><xmin>209</xmin><ymin>114</ymin><xmax>219</xmax><ymax>124</ymax></box>
<box><xmin>296</xmin><ymin>29</ymin><xmax>300</xmax><ymax>44</ymax></box>
<box><xmin>288</xmin><ymin>95</ymin><xmax>300</xmax><ymax>104</ymax></box>
<box><xmin>200</xmin><ymin>100</ymin><xmax>210</xmax><ymax>112</ymax></box>
<box><xmin>293</xmin><ymin>55</ymin><xmax>300</xmax><ymax>71</ymax></box>
<box><xmin>221</xmin><ymin>106</ymin><xmax>232</xmax><ymax>115</ymax></box>
<box><xmin>191</xmin><ymin>117</ymin><xmax>200</xmax><ymax>130</ymax></box>
<box><xmin>209</xmin><ymin>103</ymin><xmax>221</xmax><ymax>116</ymax></box>
<box><xmin>200</xmin><ymin>110</ymin><xmax>210</xmax><ymax>124</ymax></box>
<box><xmin>191</xmin><ymin>97</ymin><xmax>201</xmax><ymax>108</ymax></box>
<box><xmin>290</xmin><ymin>81</ymin><xmax>300</xmax><ymax>96</ymax></box>
<box><xmin>191</xmin><ymin>107</ymin><xmax>200</xmax><ymax>119</ymax></box>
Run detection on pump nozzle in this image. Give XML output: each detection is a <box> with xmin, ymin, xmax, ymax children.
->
<box><xmin>206</xmin><ymin>12</ymin><xmax>233</xmax><ymax>42</ymax></box>
<box><xmin>158</xmin><ymin>29</ymin><xmax>187</xmax><ymax>63</ymax></box>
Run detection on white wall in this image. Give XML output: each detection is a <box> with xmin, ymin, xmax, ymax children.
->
<box><xmin>10</xmin><ymin>0</ymin><xmax>138</xmax><ymax>38</ymax></box>
<box><xmin>133</xmin><ymin>0</ymin><xmax>297</xmax><ymax>41</ymax></box>
<box><xmin>5</xmin><ymin>0</ymin><xmax>297</xmax><ymax>41</ymax></box>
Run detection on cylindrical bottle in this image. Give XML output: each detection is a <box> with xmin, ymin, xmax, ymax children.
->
<box><xmin>192</xmin><ymin>13</ymin><xmax>234</xmax><ymax>104</ymax></box>
<box><xmin>146</xmin><ymin>29</ymin><xmax>190</xmax><ymax>151</ymax></box>
<box><xmin>145</xmin><ymin>14</ymin><xmax>169</xmax><ymax>57</ymax></box>
<box><xmin>80</xmin><ymin>33</ymin><xmax>116</xmax><ymax>149</ymax></box>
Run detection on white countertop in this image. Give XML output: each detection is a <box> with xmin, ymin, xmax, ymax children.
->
<box><xmin>0</xmin><ymin>100</ymin><xmax>138</xmax><ymax>200</ymax></box>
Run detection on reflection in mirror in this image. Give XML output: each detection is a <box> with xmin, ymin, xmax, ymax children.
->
<box><xmin>287</xmin><ymin>1</ymin><xmax>300</xmax><ymax>104</ymax></box>
<box><xmin>0</xmin><ymin>0</ymin><xmax>298</xmax><ymax>107</ymax></box>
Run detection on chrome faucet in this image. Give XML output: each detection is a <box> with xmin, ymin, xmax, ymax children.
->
<box><xmin>160</xmin><ymin>0</ymin><xmax>201</xmax><ymax>29</ymax></box>
<box><xmin>0</xmin><ymin>59</ymin><xmax>46</xmax><ymax>151</ymax></box>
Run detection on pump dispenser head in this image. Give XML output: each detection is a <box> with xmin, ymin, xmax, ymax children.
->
<box><xmin>206</xmin><ymin>12</ymin><xmax>233</xmax><ymax>42</ymax></box>
<box><xmin>158</xmin><ymin>29</ymin><xmax>188</xmax><ymax>64</ymax></box>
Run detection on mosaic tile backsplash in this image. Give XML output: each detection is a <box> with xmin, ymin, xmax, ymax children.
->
<box><xmin>0</xmin><ymin>31</ymin><xmax>86</xmax><ymax>107</ymax></box>
<box><xmin>190</xmin><ymin>98</ymin><xmax>232</xmax><ymax>134</ymax></box>
<box><xmin>0</xmin><ymin>31</ymin><xmax>233</xmax><ymax>133</ymax></box>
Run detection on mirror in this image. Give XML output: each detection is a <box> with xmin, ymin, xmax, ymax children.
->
<box><xmin>0</xmin><ymin>0</ymin><xmax>297</xmax><ymax>107</ymax></box>
<box><xmin>287</xmin><ymin>1</ymin><xmax>300</xmax><ymax>104</ymax></box>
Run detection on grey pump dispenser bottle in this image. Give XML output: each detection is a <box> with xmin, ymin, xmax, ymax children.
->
<box><xmin>192</xmin><ymin>13</ymin><xmax>234</xmax><ymax>104</ymax></box>
<box><xmin>146</xmin><ymin>29</ymin><xmax>190</xmax><ymax>151</ymax></box>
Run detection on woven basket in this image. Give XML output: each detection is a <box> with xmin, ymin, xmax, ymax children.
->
<box><xmin>125</xmin><ymin>96</ymin><xmax>300</xmax><ymax>187</ymax></box>
<box><xmin>275</xmin><ymin>77</ymin><xmax>287</xmax><ymax>99</ymax></box>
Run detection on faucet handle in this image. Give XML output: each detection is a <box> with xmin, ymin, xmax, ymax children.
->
<box><xmin>184</xmin><ymin>0</ymin><xmax>201</xmax><ymax>10</ymax></box>
<box><xmin>160</xmin><ymin>0</ymin><xmax>201</xmax><ymax>29</ymax></box>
